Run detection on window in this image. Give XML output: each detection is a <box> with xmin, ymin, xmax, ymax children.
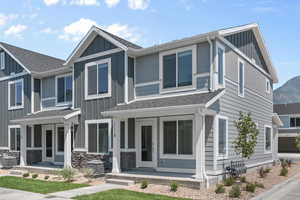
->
<box><xmin>86</xmin><ymin>119</ymin><xmax>111</xmax><ymax>154</ymax></box>
<box><xmin>56</xmin><ymin>126</ymin><xmax>65</xmax><ymax>154</ymax></box>
<box><xmin>238</xmin><ymin>59</ymin><xmax>244</xmax><ymax>97</ymax></box>
<box><xmin>56</xmin><ymin>75</ymin><xmax>72</xmax><ymax>105</ymax></box>
<box><xmin>290</xmin><ymin>117</ymin><xmax>300</xmax><ymax>128</ymax></box>
<box><xmin>0</xmin><ymin>51</ymin><xmax>5</xmax><ymax>70</ymax></box>
<box><xmin>120</xmin><ymin>121</ymin><xmax>125</xmax><ymax>149</ymax></box>
<box><xmin>216</xmin><ymin>43</ymin><xmax>225</xmax><ymax>86</ymax></box>
<box><xmin>266</xmin><ymin>79</ymin><xmax>271</xmax><ymax>94</ymax></box>
<box><xmin>9</xmin><ymin>126</ymin><xmax>20</xmax><ymax>151</ymax></box>
<box><xmin>160</xmin><ymin>46</ymin><xmax>196</xmax><ymax>92</ymax></box>
<box><xmin>8</xmin><ymin>79</ymin><xmax>23</xmax><ymax>110</ymax></box>
<box><xmin>160</xmin><ymin>116</ymin><xmax>193</xmax><ymax>159</ymax></box>
<box><xmin>85</xmin><ymin>58</ymin><xmax>111</xmax><ymax>100</ymax></box>
<box><xmin>264</xmin><ymin>126</ymin><xmax>272</xmax><ymax>153</ymax></box>
<box><xmin>217</xmin><ymin>116</ymin><xmax>228</xmax><ymax>158</ymax></box>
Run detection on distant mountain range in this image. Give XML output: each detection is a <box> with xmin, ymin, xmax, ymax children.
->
<box><xmin>274</xmin><ymin>76</ymin><xmax>300</xmax><ymax>104</ymax></box>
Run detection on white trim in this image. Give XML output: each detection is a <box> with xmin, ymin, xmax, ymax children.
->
<box><xmin>216</xmin><ymin>41</ymin><xmax>226</xmax><ymax>89</ymax></box>
<box><xmin>8</xmin><ymin>78</ymin><xmax>24</xmax><ymax>110</ymax></box>
<box><xmin>55</xmin><ymin>73</ymin><xmax>73</xmax><ymax>107</ymax></box>
<box><xmin>64</xmin><ymin>109</ymin><xmax>81</xmax><ymax>120</ymax></box>
<box><xmin>156</xmin><ymin>167</ymin><xmax>195</xmax><ymax>174</ymax></box>
<box><xmin>278</xmin><ymin>133</ymin><xmax>299</xmax><ymax>137</ymax></box>
<box><xmin>159</xmin><ymin>115</ymin><xmax>195</xmax><ymax>160</ymax></box>
<box><xmin>159</xmin><ymin>45</ymin><xmax>197</xmax><ymax>94</ymax></box>
<box><xmin>216</xmin><ymin>115</ymin><xmax>228</xmax><ymax>160</ymax></box>
<box><xmin>264</xmin><ymin>125</ymin><xmax>272</xmax><ymax>154</ymax></box>
<box><xmin>56</xmin><ymin>124</ymin><xmax>65</xmax><ymax>155</ymax></box>
<box><xmin>8</xmin><ymin>125</ymin><xmax>21</xmax><ymax>152</ymax></box>
<box><xmin>266</xmin><ymin>78</ymin><xmax>271</xmax><ymax>94</ymax></box>
<box><xmin>0</xmin><ymin>147</ymin><xmax>10</xmax><ymax>150</ymax></box>
<box><xmin>124</xmin><ymin>51</ymin><xmax>128</xmax><ymax>104</ymax></box>
<box><xmin>238</xmin><ymin>58</ymin><xmax>245</xmax><ymax>97</ymax></box>
<box><xmin>135</xmin><ymin>81</ymin><xmax>160</xmax><ymax>88</ymax></box>
<box><xmin>205</xmin><ymin>89</ymin><xmax>226</xmax><ymax>108</ymax></box>
<box><xmin>84</xmin><ymin>58</ymin><xmax>112</xmax><ymax>100</ymax></box>
<box><xmin>194</xmin><ymin>72</ymin><xmax>210</xmax><ymax>78</ymax></box>
<box><xmin>73</xmin><ymin>148</ymin><xmax>87</xmax><ymax>152</ymax></box>
<box><xmin>85</xmin><ymin>119</ymin><xmax>112</xmax><ymax>153</ymax></box>
<box><xmin>72</xmin><ymin>65</ymin><xmax>75</xmax><ymax>109</ymax></box>
<box><xmin>31</xmin><ymin>77</ymin><xmax>34</xmax><ymax>113</ymax></box>
<box><xmin>0</xmin><ymin>51</ymin><xmax>5</xmax><ymax>70</ymax></box>
<box><xmin>0</xmin><ymin>71</ymin><xmax>28</xmax><ymax>82</ymax></box>
<box><xmin>75</xmin><ymin>48</ymin><xmax>123</xmax><ymax>63</ymax></box>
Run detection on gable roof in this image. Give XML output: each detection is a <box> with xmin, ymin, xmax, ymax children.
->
<box><xmin>274</xmin><ymin>103</ymin><xmax>300</xmax><ymax>115</ymax></box>
<box><xmin>0</xmin><ymin>42</ymin><xmax>66</xmax><ymax>75</ymax></box>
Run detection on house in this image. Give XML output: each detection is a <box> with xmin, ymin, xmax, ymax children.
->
<box><xmin>274</xmin><ymin>103</ymin><xmax>300</xmax><ymax>154</ymax></box>
<box><xmin>0</xmin><ymin>23</ymin><xmax>281</xmax><ymax>185</ymax></box>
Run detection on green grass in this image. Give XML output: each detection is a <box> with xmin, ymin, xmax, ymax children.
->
<box><xmin>0</xmin><ymin>176</ymin><xmax>88</xmax><ymax>194</ymax></box>
<box><xmin>73</xmin><ymin>189</ymin><xmax>189</xmax><ymax>200</ymax></box>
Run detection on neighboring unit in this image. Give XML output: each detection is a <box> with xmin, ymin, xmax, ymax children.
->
<box><xmin>0</xmin><ymin>23</ymin><xmax>281</xmax><ymax>185</ymax></box>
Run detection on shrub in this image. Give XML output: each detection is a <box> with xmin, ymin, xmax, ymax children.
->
<box><xmin>32</xmin><ymin>174</ymin><xmax>38</xmax><ymax>179</ymax></box>
<box><xmin>140</xmin><ymin>180</ymin><xmax>149</xmax><ymax>189</ymax></box>
<box><xmin>264</xmin><ymin>168</ymin><xmax>271</xmax><ymax>173</ymax></box>
<box><xmin>59</xmin><ymin>168</ymin><xmax>76</xmax><ymax>182</ymax></box>
<box><xmin>240</xmin><ymin>176</ymin><xmax>247</xmax><ymax>183</ymax></box>
<box><xmin>215</xmin><ymin>184</ymin><xmax>225</xmax><ymax>194</ymax></box>
<box><xmin>81</xmin><ymin>168</ymin><xmax>94</xmax><ymax>179</ymax></box>
<box><xmin>255</xmin><ymin>182</ymin><xmax>264</xmax><ymax>188</ymax></box>
<box><xmin>223</xmin><ymin>177</ymin><xmax>235</xmax><ymax>186</ymax></box>
<box><xmin>258</xmin><ymin>167</ymin><xmax>267</xmax><ymax>178</ymax></box>
<box><xmin>281</xmin><ymin>159</ymin><xmax>288</xmax><ymax>168</ymax></box>
<box><xmin>22</xmin><ymin>173</ymin><xmax>30</xmax><ymax>178</ymax></box>
<box><xmin>44</xmin><ymin>175</ymin><xmax>49</xmax><ymax>180</ymax></box>
<box><xmin>170</xmin><ymin>182</ymin><xmax>178</xmax><ymax>192</ymax></box>
<box><xmin>287</xmin><ymin>159</ymin><xmax>292</xmax><ymax>167</ymax></box>
<box><xmin>245</xmin><ymin>183</ymin><xmax>256</xmax><ymax>193</ymax></box>
<box><xmin>229</xmin><ymin>185</ymin><xmax>241</xmax><ymax>198</ymax></box>
<box><xmin>280</xmin><ymin>167</ymin><xmax>288</xmax><ymax>176</ymax></box>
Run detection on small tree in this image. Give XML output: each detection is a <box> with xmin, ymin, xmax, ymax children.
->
<box><xmin>233</xmin><ymin>112</ymin><xmax>259</xmax><ymax>159</ymax></box>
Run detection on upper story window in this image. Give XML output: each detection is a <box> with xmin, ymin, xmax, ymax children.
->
<box><xmin>266</xmin><ymin>78</ymin><xmax>271</xmax><ymax>94</ymax></box>
<box><xmin>0</xmin><ymin>52</ymin><xmax>5</xmax><ymax>70</ymax></box>
<box><xmin>290</xmin><ymin>117</ymin><xmax>300</xmax><ymax>128</ymax></box>
<box><xmin>85</xmin><ymin>58</ymin><xmax>111</xmax><ymax>100</ymax></box>
<box><xmin>159</xmin><ymin>45</ymin><xmax>196</xmax><ymax>92</ymax></box>
<box><xmin>216</xmin><ymin>42</ymin><xmax>225</xmax><ymax>87</ymax></box>
<box><xmin>8</xmin><ymin>79</ymin><xmax>24</xmax><ymax>110</ymax></box>
<box><xmin>56</xmin><ymin>74</ymin><xmax>72</xmax><ymax>105</ymax></box>
<box><xmin>238</xmin><ymin>59</ymin><xmax>245</xmax><ymax>97</ymax></box>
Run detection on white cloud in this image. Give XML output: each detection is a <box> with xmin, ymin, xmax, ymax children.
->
<box><xmin>43</xmin><ymin>0</ymin><xmax>60</xmax><ymax>6</ymax></box>
<box><xmin>4</xmin><ymin>24</ymin><xmax>27</xmax><ymax>38</ymax></box>
<box><xmin>0</xmin><ymin>13</ymin><xmax>18</xmax><ymax>27</ymax></box>
<box><xmin>105</xmin><ymin>23</ymin><xmax>141</xmax><ymax>43</ymax></box>
<box><xmin>128</xmin><ymin>0</ymin><xmax>149</xmax><ymax>10</ymax></box>
<box><xmin>70</xmin><ymin>0</ymin><xmax>100</xmax><ymax>6</ymax></box>
<box><xmin>59</xmin><ymin>18</ymin><xmax>97</xmax><ymax>42</ymax></box>
<box><xmin>41</xmin><ymin>27</ymin><xmax>58</xmax><ymax>34</ymax></box>
<box><xmin>253</xmin><ymin>6</ymin><xmax>277</xmax><ymax>13</ymax></box>
<box><xmin>105</xmin><ymin>0</ymin><xmax>120</xmax><ymax>8</ymax></box>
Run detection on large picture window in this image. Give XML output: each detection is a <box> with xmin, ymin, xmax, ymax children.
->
<box><xmin>8</xmin><ymin>79</ymin><xmax>23</xmax><ymax>110</ymax></box>
<box><xmin>265</xmin><ymin>126</ymin><xmax>272</xmax><ymax>153</ymax></box>
<box><xmin>86</xmin><ymin>119</ymin><xmax>111</xmax><ymax>154</ymax></box>
<box><xmin>160</xmin><ymin>116</ymin><xmax>193</xmax><ymax>159</ymax></box>
<box><xmin>56</xmin><ymin>74</ymin><xmax>72</xmax><ymax>105</ymax></box>
<box><xmin>85</xmin><ymin>58</ymin><xmax>111</xmax><ymax>100</ymax></box>
<box><xmin>9</xmin><ymin>126</ymin><xmax>20</xmax><ymax>151</ymax></box>
<box><xmin>217</xmin><ymin>116</ymin><xmax>228</xmax><ymax>158</ymax></box>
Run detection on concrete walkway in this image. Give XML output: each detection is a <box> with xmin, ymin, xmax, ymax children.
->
<box><xmin>0</xmin><ymin>187</ymin><xmax>45</xmax><ymax>200</ymax></box>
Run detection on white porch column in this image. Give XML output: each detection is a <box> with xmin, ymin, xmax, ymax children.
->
<box><xmin>195</xmin><ymin>110</ymin><xmax>205</xmax><ymax>180</ymax></box>
<box><xmin>64</xmin><ymin>122</ymin><xmax>72</xmax><ymax>168</ymax></box>
<box><xmin>20</xmin><ymin>124</ymin><xmax>27</xmax><ymax>167</ymax></box>
<box><xmin>112</xmin><ymin>118</ymin><xmax>121</xmax><ymax>173</ymax></box>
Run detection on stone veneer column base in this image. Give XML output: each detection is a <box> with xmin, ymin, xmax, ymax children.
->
<box><xmin>71</xmin><ymin>151</ymin><xmax>112</xmax><ymax>171</ymax></box>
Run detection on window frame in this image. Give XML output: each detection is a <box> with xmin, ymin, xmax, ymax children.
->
<box><xmin>159</xmin><ymin>45</ymin><xmax>197</xmax><ymax>94</ymax></box>
<box><xmin>266</xmin><ymin>78</ymin><xmax>271</xmax><ymax>94</ymax></box>
<box><xmin>0</xmin><ymin>51</ymin><xmax>5</xmax><ymax>70</ymax></box>
<box><xmin>264</xmin><ymin>125</ymin><xmax>272</xmax><ymax>153</ymax></box>
<box><xmin>216</xmin><ymin>115</ymin><xmax>228</xmax><ymax>160</ymax></box>
<box><xmin>216</xmin><ymin>41</ymin><xmax>226</xmax><ymax>88</ymax></box>
<box><xmin>238</xmin><ymin>58</ymin><xmax>245</xmax><ymax>97</ymax></box>
<box><xmin>8</xmin><ymin>78</ymin><xmax>24</xmax><ymax>110</ymax></box>
<box><xmin>159</xmin><ymin>115</ymin><xmax>195</xmax><ymax>160</ymax></box>
<box><xmin>84</xmin><ymin>58</ymin><xmax>112</xmax><ymax>100</ymax></box>
<box><xmin>55</xmin><ymin>73</ymin><xmax>73</xmax><ymax>106</ymax></box>
<box><xmin>85</xmin><ymin>119</ymin><xmax>112</xmax><ymax>155</ymax></box>
<box><xmin>8</xmin><ymin>125</ymin><xmax>21</xmax><ymax>152</ymax></box>
<box><xmin>56</xmin><ymin>125</ymin><xmax>65</xmax><ymax>155</ymax></box>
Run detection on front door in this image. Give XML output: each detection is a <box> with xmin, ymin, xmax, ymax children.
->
<box><xmin>136</xmin><ymin>119</ymin><xmax>157</xmax><ymax>168</ymax></box>
<box><xmin>43</xmin><ymin>126</ymin><xmax>54</xmax><ymax>162</ymax></box>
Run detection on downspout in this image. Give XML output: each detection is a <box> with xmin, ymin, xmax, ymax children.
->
<box><xmin>207</xmin><ymin>36</ymin><xmax>213</xmax><ymax>92</ymax></box>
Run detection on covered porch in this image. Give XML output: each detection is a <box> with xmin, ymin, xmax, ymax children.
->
<box><xmin>10</xmin><ymin>109</ymin><xmax>81</xmax><ymax>168</ymax></box>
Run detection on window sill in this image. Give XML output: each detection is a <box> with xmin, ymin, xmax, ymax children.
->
<box><xmin>9</xmin><ymin>150</ymin><xmax>20</xmax><ymax>153</ymax></box>
<box><xmin>85</xmin><ymin>93</ymin><xmax>111</xmax><ymax>101</ymax></box>
<box><xmin>160</xmin><ymin>86</ymin><xmax>196</xmax><ymax>95</ymax></box>
<box><xmin>160</xmin><ymin>154</ymin><xmax>194</xmax><ymax>160</ymax></box>
<box><xmin>8</xmin><ymin>106</ymin><xmax>24</xmax><ymax>111</ymax></box>
<box><xmin>56</xmin><ymin>102</ymin><xmax>72</xmax><ymax>107</ymax></box>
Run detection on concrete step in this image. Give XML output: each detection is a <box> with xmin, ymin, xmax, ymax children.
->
<box><xmin>9</xmin><ymin>170</ymin><xmax>26</xmax><ymax>176</ymax></box>
<box><xmin>106</xmin><ymin>178</ymin><xmax>135</xmax><ymax>186</ymax></box>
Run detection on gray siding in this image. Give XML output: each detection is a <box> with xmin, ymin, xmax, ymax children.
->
<box><xmin>74</xmin><ymin>51</ymin><xmax>125</xmax><ymax>148</ymax></box>
<box><xmin>225</xmin><ymin>30</ymin><xmax>269</xmax><ymax>73</ymax></box>
<box><xmin>205</xmin><ymin>116</ymin><xmax>214</xmax><ymax>171</ymax></box>
<box><xmin>81</xmin><ymin>35</ymin><xmax>117</xmax><ymax>57</ymax></box>
<box><xmin>135</xmin><ymin>84</ymin><xmax>159</xmax><ymax>97</ymax></box>
<box><xmin>197</xmin><ymin>42</ymin><xmax>210</xmax><ymax>74</ymax></box>
<box><xmin>135</xmin><ymin>53</ymin><xmax>159</xmax><ymax>84</ymax></box>
<box><xmin>0</xmin><ymin>50</ymin><xmax>24</xmax><ymax>78</ymax></box>
<box><xmin>0</xmin><ymin>75</ymin><xmax>31</xmax><ymax>147</ymax></box>
<box><xmin>41</xmin><ymin>76</ymin><xmax>55</xmax><ymax>99</ymax></box>
<box><xmin>128</xmin><ymin>57</ymin><xmax>134</xmax><ymax>101</ymax></box>
<box><xmin>33</xmin><ymin>79</ymin><xmax>41</xmax><ymax>112</ymax></box>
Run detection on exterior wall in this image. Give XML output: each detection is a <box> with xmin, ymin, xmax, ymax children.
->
<box><xmin>128</xmin><ymin>57</ymin><xmax>134</xmax><ymax>101</ymax></box>
<box><xmin>33</xmin><ymin>79</ymin><xmax>41</xmax><ymax>112</ymax></box>
<box><xmin>0</xmin><ymin>50</ymin><xmax>24</xmax><ymax>78</ymax></box>
<box><xmin>41</xmin><ymin>76</ymin><xmax>56</xmax><ymax>108</ymax></box>
<box><xmin>80</xmin><ymin>35</ymin><xmax>117</xmax><ymax>57</ymax></box>
<box><xmin>205</xmin><ymin>116</ymin><xmax>214</xmax><ymax>171</ymax></box>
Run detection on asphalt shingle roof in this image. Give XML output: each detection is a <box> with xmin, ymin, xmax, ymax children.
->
<box><xmin>274</xmin><ymin>103</ymin><xmax>300</xmax><ymax>115</ymax></box>
<box><xmin>12</xmin><ymin>109</ymin><xmax>77</xmax><ymax>121</ymax></box>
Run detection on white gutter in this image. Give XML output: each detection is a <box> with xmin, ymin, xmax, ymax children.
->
<box><xmin>207</xmin><ymin>36</ymin><xmax>213</xmax><ymax>92</ymax></box>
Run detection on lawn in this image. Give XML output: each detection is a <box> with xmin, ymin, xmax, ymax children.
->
<box><xmin>74</xmin><ymin>189</ymin><xmax>189</xmax><ymax>200</ymax></box>
<box><xmin>0</xmin><ymin>176</ymin><xmax>88</xmax><ymax>194</ymax></box>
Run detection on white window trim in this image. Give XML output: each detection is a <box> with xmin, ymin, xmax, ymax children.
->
<box><xmin>84</xmin><ymin>58</ymin><xmax>112</xmax><ymax>100</ymax></box>
<box><xmin>8</xmin><ymin>125</ymin><xmax>21</xmax><ymax>152</ymax></box>
<box><xmin>266</xmin><ymin>78</ymin><xmax>271</xmax><ymax>94</ymax></box>
<box><xmin>85</xmin><ymin>119</ymin><xmax>112</xmax><ymax>155</ymax></box>
<box><xmin>0</xmin><ymin>51</ymin><xmax>5</xmax><ymax>70</ymax></box>
<box><xmin>216</xmin><ymin>41</ymin><xmax>226</xmax><ymax>89</ymax></box>
<box><xmin>289</xmin><ymin>116</ymin><xmax>300</xmax><ymax>128</ymax></box>
<box><xmin>238</xmin><ymin>58</ymin><xmax>245</xmax><ymax>97</ymax></box>
<box><xmin>8</xmin><ymin>78</ymin><xmax>24</xmax><ymax>110</ymax></box>
<box><xmin>56</xmin><ymin>124</ymin><xmax>65</xmax><ymax>155</ymax></box>
<box><xmin>264</xmin><ymin>125</ymin><xmax>272</xmax><ymax>154</ymax></box>
<box><xmin>55</xmin><ymin>73</ymin><xmax>73</xmax><ymax>107</ymax></box>
<box><xmin>159</xmin><ymin>115</ymin><xmax>195</xmax><ymax>160</ymax></box>
<box><xmin>159</xmin><ymin>45</ymin><xmax>197</xmax><ymax>94</ymax></box>
<box><xmin>216</xmin><ymin>115</ymin><xmax>228</xmax><ymax>160</ymax></box>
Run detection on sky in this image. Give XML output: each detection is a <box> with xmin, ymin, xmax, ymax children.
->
<box><xmin>0</xmin><ymin>0</ymin><xmax>299</xmax><ymax>88</ymax></box>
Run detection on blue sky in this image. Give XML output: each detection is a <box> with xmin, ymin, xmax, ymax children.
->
<box><xmin>0</xmin><ymin>0</ymin><xmax>299</xmax><ymax>88</ymax></box>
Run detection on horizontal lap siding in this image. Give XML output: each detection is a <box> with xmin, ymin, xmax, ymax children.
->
<box><xmin>205</xmin><ymin>116</ymin><xmax>214</xmax><ymax>171</ymax></box>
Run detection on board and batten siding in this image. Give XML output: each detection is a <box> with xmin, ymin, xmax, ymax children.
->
<box><xmin>33</xmin><ymin>79</ymin><xmax>41</xmax><ymax>112</ymax></box>
<box><xmin>73</xmin><ymin>51</ymin><xmax>125</xmax><ymax>149</ymax></box>
<box><xmin>80</xmin><ymin>35</ymin><xmax>117</xmax><ymax>57</ymax></box>
<box><xmin>0</xmin><ymin>50</ymin><xmax>25</xmax><ymax>78</ymax></box>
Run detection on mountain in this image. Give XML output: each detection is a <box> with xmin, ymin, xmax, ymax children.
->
<box><xmin>274</xmin><ymin>76</ymin><xmax>300</xmax><ymax>104</ymax></box>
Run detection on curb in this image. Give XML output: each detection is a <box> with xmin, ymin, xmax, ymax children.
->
<box><xmin>251</xmin><ymin>172</ymin><xmax>300</xmax><ymax>200</ymax></box>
